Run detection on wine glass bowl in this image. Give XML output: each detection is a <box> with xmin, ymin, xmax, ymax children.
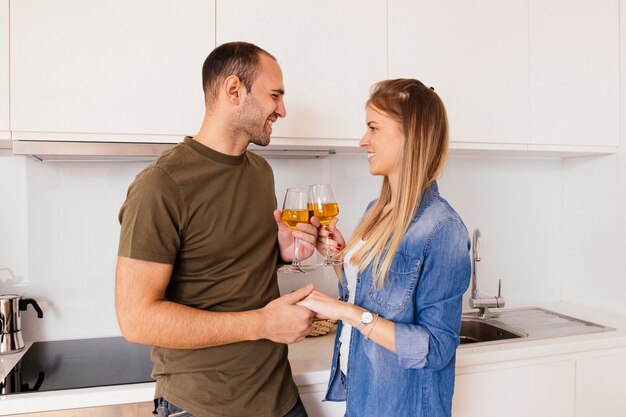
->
<box><xmin>309</xmin><ymin>184</ymin><xmax>343</xmax><ymax>266</ymax></box>
<box><xmin>280</xmin><ymin>188</ymin><xmax>310</xmax><ymax>274</ymax></box>
<box><xmin>282</xmin><ymin>208</ymin><xmax>309</xmax><ymax>229</ymax></box>
<box><xmin>315</xmin><ymin>201</ymin><xmax>339</xmax><ymax>227</ymax></box>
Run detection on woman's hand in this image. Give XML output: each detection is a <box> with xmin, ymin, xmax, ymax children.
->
<box><xmin>309</xmin><ymin>217</ymin><xmax>346</xmax><ymax>259</ymax></box>
<box><xmin>297</xmin><ymin>290</ymin><xmax>357</xmax><ymax>322</ymax></box>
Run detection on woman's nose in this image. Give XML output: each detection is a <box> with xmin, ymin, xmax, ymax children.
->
<box><xmin>359</xmin><ymin>133</ymin><xmax>369</xmax><ymax>148</ymax></box>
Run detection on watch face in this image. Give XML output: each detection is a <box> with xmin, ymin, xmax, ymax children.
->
<box><xmin>361</xmin><ymin>311</ymin><xmax>374</xmax><ymax>324</ymax></box>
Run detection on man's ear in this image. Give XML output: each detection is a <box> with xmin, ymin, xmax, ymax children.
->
<box><xmin>224</xmin><ymin>75</ymin><xmax>243</xmax><ymax>105</ymax></box>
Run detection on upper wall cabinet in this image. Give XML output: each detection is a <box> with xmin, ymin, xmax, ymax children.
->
<box><xmin>215</xmin><ymin>0</ymin><xmax>387</xmax><ymax>144</ymax></box>
<box><xmin>388</xmin><ymin>0</ymin><xmax>530</xmax><ymax>146</ymax></box>
<box><xmin>529</xmin><ymin>0</ymin><xmax>619</xmax><ymax>149</ymax></box>
<box><xmin>0</xmin><ymin>0</ymin><xmax>9</xmax><ymax>140</ymax></box>
<box><xmin>389</xmin><ymin>0</ymin><xmax>619</xmax><ymax>155</ymax></box>
<box><xmin>10</xmin><ymin>0</ymin><xmax>215</xmax><ymax>143</ymax></box>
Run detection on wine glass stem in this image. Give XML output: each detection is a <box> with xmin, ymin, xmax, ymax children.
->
<box><xmin>326</xmin><ymin>235</ymin><xmax>331</xmax><ymax>261</ymax></box>
<box><xmin>293</xmin><ymin>236</ymin><xmax>300</xmax><ymax>265</ymax></box>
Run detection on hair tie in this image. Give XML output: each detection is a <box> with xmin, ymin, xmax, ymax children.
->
<box><xmin>430</xmin><ymin>86</ymin><xmax>435</xmax><ymax>91</ymax></box>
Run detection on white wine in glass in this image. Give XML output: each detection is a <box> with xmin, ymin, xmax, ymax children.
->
<box><xmin>280</xmin><ymin>188</ymin><xmax>310</xmax><ymax>274</ymax></box>
<box><xmin>309</xmin><ymin>184</ymin><xmax>343</xmax><ymax>266</ymax></box>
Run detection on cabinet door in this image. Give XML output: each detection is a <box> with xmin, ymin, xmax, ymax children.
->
<box><xmin>300</xmin><ymin>389</ymin><xmax>346</xmax><ymax>417</ymax></box>
<box><xmin>0</xmin><ymin>0</ymin><xmax>8</xmax><ymax>139</ymax></box>
<box><xmin>388</xmin><ymin>0</ymin><xmax>530</xmax><ymax>145</ymax></box>
<box><xmin>529</xmin><ymin>0</ymin><xmax>619</xmax><ymax>148</ymax></box>
<box><xmin>452</xmin><ymin>360</ymin><xmax>575</xmax><ymax>417</ymax></box>
<box><xmin>575</xmin><ymin>352</ymin><xmax>626</xmax><ymax>417</ymax></box>
<box><xmin>10</xmin><ymin>0</ymin><xmax>214</xmax><ymax>142</ymax></box>
<box><xmin>215</xmin><ymin>0</ymin><xmax>387</xmax><ymax>142</ymax></box>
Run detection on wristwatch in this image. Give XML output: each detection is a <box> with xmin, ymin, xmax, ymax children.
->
<box><xmin>355</xmin><ymin>311</ymin><xmax>374</xmax><ymax>331</ymax></box>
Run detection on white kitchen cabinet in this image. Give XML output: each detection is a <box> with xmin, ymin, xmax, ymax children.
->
<box><xmin>529</xmin><ymin>0</ymin><xmax>619</xmax><ymax>149</ymax></box>
<box><xmin>10</xmin><ymin>0</ymin><xmax>214</xmax><ymax>143</ymax></box>
<box><xmin>0</xmin><ymin>0</ymin><xmax>9</xmax><ymax>140</ymax></box>
<box><xmin>388</xmin><ymin>0</ymin><xmax>530</xmax><ymax>146</ymax></box>
<box><xmin>215</xmin><ymin>0</ymin><xmax>387</xmax><ymax>144</ymax></box>
<box><xmin>575</xmin><ymin>350</ymin><xmax>626</xmax><ymax>417</ymax></box>
<box><xmin>452</xmin><ymin>360</ymin><xmax>575</xmax><ymax>417</ymax></box>
<box><xmin>299</xmin><ymin>384</ymin><xmax>346</xmax><ymax>417</ymax></box>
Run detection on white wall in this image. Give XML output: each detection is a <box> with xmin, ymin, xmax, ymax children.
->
<box><xmin>559</xmin><ymin>0</ymin><xmax>626</xmax><ymax>317</ymax></box>
<box><xmin>442</xmin><ymin>156</ymin><xmax>563</xmax><ymax>308</ymax></box>
<box><xmin>0</xmin><ymin>157</ymin><xmax>28</xmax><ymax>289</ymax></box>
<box><xmin>0</xmin><ymin>152</ymin><xmax>563</xmax><ymax>341</ymax></box>
<box><xmin>562</xmin><ymin>152</ymin><xmax>626</xmax><ymax>316</ymax></box>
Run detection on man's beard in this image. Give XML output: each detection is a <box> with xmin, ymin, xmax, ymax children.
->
<box><xmin>237</xmin><ymin>94</ymin><xmax>272</xmax><ymax>147</ymax></box>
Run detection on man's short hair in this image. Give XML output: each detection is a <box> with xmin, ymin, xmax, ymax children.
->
<box><xmin>202</xmin><ymin>42</ymin><xmax>276</xmax><ymax>106</ymax></box>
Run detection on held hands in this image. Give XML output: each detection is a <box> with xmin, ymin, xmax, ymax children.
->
<box><xmin>297</xmin><ymin>289</ymin><xmax>354</xmax><ymax>323</ymax></box>
<box><xmin>274</xmin><ymin>210</ymin><xmax>319</xmax><ymax>262</ymax></box>
<box><xmin>260</xmin><ymin>284</ymin><xmax>316</xmax><ymax>344</ymax></box>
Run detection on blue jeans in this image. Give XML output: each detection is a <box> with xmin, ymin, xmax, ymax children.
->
<box><xmin>154</xmin><ymin>397</ymin><xmax>308</xmax><ymax>417</ymax></box>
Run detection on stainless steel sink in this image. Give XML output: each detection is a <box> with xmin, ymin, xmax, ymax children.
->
<box><xmin>459</xmin><ymin>317</ymin><xmax>526</xmax><ymax>344</ymax></box>
<box><xmin>459</xmin><ymin>307</ymin><xmax>614</xmax><ymax>346</ymax></box>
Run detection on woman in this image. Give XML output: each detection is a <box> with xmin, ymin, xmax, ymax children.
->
<box><xmin>299</xmin><ymin>79</ymin><xmax>471</xmax><ymax>417</ymax></box>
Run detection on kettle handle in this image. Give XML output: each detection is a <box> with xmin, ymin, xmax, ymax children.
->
<box><xmin>19</xmin><ymin>298</ymin><xmax>44</xmax><ymax>318</ymax></box>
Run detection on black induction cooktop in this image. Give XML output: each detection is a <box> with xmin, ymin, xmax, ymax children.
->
<box><xmin>0</xmin><ymin>337</ymin><xmax>154</xmax><ymax>395</ymax></box>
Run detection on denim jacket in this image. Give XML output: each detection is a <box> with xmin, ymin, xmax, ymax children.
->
<box><xmin>325</xmin><ymin>182</ymin><xmax>471</xmax><ymax>417</ymax></box>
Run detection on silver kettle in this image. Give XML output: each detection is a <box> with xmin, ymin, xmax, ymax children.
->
<box><xmin>0</xmin><ymin>294</ymin><xmax>44</xmax><ymax>354</ymax></box>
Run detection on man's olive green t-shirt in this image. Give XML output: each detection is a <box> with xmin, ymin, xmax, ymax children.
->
<box><xmin>118</xmin><ymin>137</ymin><xmax>298</xmax><ymax>417</ymax></box>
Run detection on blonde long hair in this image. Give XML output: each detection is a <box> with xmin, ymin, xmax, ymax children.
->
<box><xmin>343</xmin><ymin>79</ymin><xmax>449</xmax><ymax>287</ymax></box>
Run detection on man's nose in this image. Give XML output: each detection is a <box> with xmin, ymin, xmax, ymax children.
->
<box><xmin>276</xmin><ymin>97</ymin><xmax>286</xmax><ymax>118</ymax></box>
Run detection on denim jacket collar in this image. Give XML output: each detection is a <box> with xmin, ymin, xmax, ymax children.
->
<box><xmin>412</xmin><ymin>181</ymin><xmax>439</xmax><ymax>222</ymax></box>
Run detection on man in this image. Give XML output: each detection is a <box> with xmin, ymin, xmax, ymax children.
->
<box><xmin>116</xmin><ymin>42</ymin><xmax>318</xmax><ymax>417</ymax></box>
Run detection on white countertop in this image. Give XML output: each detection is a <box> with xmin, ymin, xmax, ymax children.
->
<box><xmin>2</xmin><ymin>301</ymin><xmax>626</xmax><ymax>415</ymax></box>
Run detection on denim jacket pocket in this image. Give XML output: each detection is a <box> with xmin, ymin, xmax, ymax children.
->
<box><xmin>367</xmin><ymin>251</ymin><xmax>421</xmax><ymax>311</ymax></box>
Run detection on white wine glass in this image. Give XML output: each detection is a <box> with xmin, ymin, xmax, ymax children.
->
<box><xmin>280</xmin><ymin>188</ymin><xmax>310</xmax><ymax>274</ymax></box>
<box><xmin>309</xmin><ymin>184</ymin><xmax>343</xmax><ymax>266</ymax></box>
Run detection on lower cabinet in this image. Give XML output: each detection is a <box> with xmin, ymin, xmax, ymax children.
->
<box><xmin>575</xmin><ymin>350</ymin><xmax>626</xmax><ymax>417</ymax></box>
<box><xmin>299</xmin><ymin>383</ymin><xmax>346</xmax><ymax>417</ymax></box>
<box><xmin>452</xmin><ymin>360</ymin><xmax>575</xmax><ymax>417</ymax></box>
<box><xmin>453</xmin><ymin>348</ymin><xmax>626</xmax><ymax>417</ymax></box>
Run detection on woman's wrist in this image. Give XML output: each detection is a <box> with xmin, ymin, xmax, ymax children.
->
<box><xmin>343</xmin><ymin>304</ymin><xmax>366</xmax><ymax>327</ymax></box>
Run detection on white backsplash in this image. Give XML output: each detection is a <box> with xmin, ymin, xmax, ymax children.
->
<box><xmin>0</xmin><ymin>152</ymin><xmax>564</xmax><ymax>341</ymax></box>
<box><xmin>562</xmin><ymin>151</ymin><xmax>626</xmax><ymax>317</ymax></box>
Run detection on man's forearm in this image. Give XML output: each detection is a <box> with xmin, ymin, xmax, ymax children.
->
<box><xmin>119</xmin><ymin>299</ymin><xmax>266</xmax><ymax>349</ymax></box>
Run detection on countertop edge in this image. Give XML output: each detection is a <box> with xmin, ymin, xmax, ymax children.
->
<box><xmin>0</xmin><ymin>383</ymin><xmax>156</xmax><ymax>415</ymax></box>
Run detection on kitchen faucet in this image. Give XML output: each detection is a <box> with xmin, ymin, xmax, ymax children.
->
<box><xmin>469</xmin><ymin>229</ymin><xmax>505</xmax><ymax>317</ymax></box>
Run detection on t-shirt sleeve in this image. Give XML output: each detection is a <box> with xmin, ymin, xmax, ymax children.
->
<box><xmin>117</xmin><ymin>166</ymin><xmax>185</xmax><ymax>264</ymax></box>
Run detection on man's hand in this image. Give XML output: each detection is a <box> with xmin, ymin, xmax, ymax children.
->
<box><xmin>274</xmin><ymin>210</ymin><xmax>319</xmax><ymax>262</ymax></box>
<box><xmin>259</xmin><ymin>284</ymin><xmax>316</xmax><ymax>343</ymax></box>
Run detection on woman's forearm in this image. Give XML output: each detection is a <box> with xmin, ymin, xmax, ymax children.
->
<box><xmin>341</xmin><ymin>303</ymin><xmax>396</xmax><ymax>352</ymax></box>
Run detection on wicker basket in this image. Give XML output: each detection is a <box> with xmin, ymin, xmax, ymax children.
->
<box><xmin>308</xmin><ymin>318</ymin><xmax>338</xmax><ymax>337</ymax></box>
